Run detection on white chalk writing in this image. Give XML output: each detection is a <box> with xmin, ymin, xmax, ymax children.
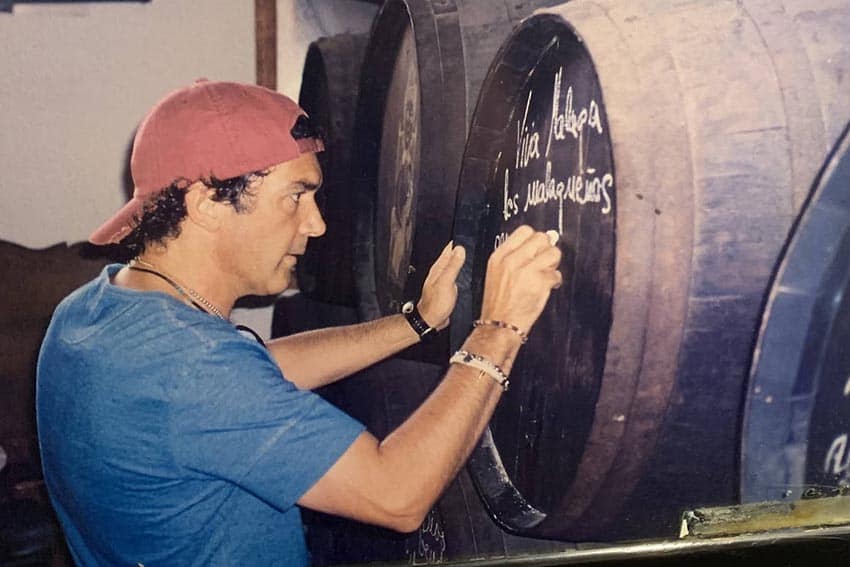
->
<box><xmin>503</xmin><ymin>168</ymin><xmax>519</xmax><ymax>221</ymax></box>
<box><xmin>824</xmin><ymin>433</ymin><xmax>850</xmax><ymax>479</ymax></box>
<box><xmin>521</xmin><ymin>161</ymin><xmax>613</xmax><ymax>233</ymax></box>
<box><xmin>546</xmin><ymin>67</ymin><xmax>603</xmax><ymax>160</ymax></box>
<box><xmin>496</xmin><ymin>66</ymin><xmax>612</xmax><ymax>252</ymax></box>
<box><xmin>516</xmin><ymin>90</ymin><xmax>541</xmax><ymax>170</ymax></box>
<box><xmin>407</xmin><ymin>510</ymin><xmax>445</xmax><ymax>564</ymax></box>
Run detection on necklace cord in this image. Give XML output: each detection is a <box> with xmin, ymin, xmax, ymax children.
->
<box><xmin>127</xmin><ymin>263</ymin><xmax>265</xmax><ymax>347</ymax></box>
<box><xmin>128</xmin><ymin>260</ymin><xmax>227</xmax><ymax>320</ymax></box>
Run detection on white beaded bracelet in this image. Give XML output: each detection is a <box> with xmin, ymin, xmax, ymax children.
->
<box><xmin>449</xmin><ymin>350</ymin><xmax>510</xmax><ymax>392</ymax></box>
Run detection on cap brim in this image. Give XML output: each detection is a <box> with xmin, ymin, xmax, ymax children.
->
<box><xmin>88</xmin><ymin>196</ymin><xmax>146</xmax><ymax>245</ymax></box>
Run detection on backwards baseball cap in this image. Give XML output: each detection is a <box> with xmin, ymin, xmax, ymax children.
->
<box><xmin>89</xmin><ymin>79</ymin><xmax>324</xmax><ymax>245</ymax></box>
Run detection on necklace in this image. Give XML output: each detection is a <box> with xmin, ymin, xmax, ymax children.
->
<box><xmin>128</xmin><ymin>258</ymin><xmax>228</xmax><ymax>320</ymax></box>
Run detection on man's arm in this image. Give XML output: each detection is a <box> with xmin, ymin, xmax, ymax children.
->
<box><xmin>267</xmin><ymin>243</ymin><xmax>465</xmax><ymax>390</ymax></box>
<box><xmin>297</xmin><ymin>226</ymin><xmax>562</xmax><ymax>531</ymax></box>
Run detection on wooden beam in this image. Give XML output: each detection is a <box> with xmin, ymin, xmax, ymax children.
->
<box><xmin>255</xmin><ymin>0</ymin><xmax>277</xmax><ymax>90</ymax></box>
<box><xmin>681</xmin><ymin>495</ymin><xmax>850</xmax><ymax>538</ymax></box>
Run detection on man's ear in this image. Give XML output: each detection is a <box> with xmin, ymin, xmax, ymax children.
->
<box><xmin>184</xmin><ymin>182</ymin><xmax>223</xmax><ymax>232</ymax></box>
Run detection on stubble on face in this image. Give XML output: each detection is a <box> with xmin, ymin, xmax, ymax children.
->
<box><xmin>218</xmin><ymin>154</ymin><xmax>324</xmax><ymax>299</ymax></box>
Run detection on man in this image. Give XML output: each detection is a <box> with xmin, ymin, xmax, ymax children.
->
<box><xmin>37</xmin><ymin>80</ymin><xmax>562</xmax><ymax>566</ymax></box>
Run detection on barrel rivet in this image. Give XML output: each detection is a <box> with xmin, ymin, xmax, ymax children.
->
<box><xmin>613</xmin><ymin>414</ymin><xmax>625</xmax><ymax>423</ymax></box>
<box><xmin>765</xmin><ymin>395</ymin><xmax>774</xmax><ymax>404</ymax></box>
<box><xmin>408</xmin><ymin>265</ymin><xmax>416</xmax><ymax>274</ymax></box>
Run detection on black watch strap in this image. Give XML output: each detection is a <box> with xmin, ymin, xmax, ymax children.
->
<box><xmin>402</xmin><ymin>301</ymin><xmax>437</xmax><ymax>342</ymax></box>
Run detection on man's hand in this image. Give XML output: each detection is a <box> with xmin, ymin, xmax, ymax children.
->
<box><xmin>479</xmin><ymin>225</ymin><xmax>562</xmax><ymax>334</ymax></box>
<box><xmin>417</xmin><ymin>242</ymin><xmax>467</xmax><ymax>330</ymax></box>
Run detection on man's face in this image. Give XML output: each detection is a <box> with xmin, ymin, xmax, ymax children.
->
<box><xmin>215</xmin><ymin>152</ymin><xmax>325</xmax><ymax>297</ymax></box>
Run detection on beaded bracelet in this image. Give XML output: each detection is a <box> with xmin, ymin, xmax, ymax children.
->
<box><xmin>449</xmin><ymin>350</ymin><xmax>510</xmax><ymax>391</ymax></box>
<box><xmin>472</xmin><ymin>319</ymin><xmax>529</xmax><ymax>344</ymax></box>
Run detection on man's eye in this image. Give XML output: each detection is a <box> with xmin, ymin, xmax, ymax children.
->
<box><xmin>290</xmin><ymin>192</ymin><xmax>303</xmax><ymax>204</ymax></box>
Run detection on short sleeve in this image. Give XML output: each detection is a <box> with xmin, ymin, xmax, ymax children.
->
<box><xmin>169</xmin><ymin>336</ymin><xmax>365</xmax><ymax>510</ymax></box>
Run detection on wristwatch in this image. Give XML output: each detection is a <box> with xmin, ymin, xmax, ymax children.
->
<box><xmin>402</xmin><ymin>301</ymin><xmax>437</xmax><ymax>342</ymax></box>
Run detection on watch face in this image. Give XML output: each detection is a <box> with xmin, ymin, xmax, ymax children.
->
<box><xmin>402</xmin><ymin>301</ymin><xmax>414</xmax><ymax>314</ymax></box>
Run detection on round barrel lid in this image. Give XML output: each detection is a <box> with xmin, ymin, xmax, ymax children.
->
<box><xmin>452</xmin><ymin>14</ymin><xmax>616</xmax><ymax>535</ymax></box>
<box><xmin>742</xmin><ymin>123</ymin><xmax>850</xmax><ymax>503</ymax></box>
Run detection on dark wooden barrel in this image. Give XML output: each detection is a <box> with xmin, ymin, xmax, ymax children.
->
<box><xmin>296</xmin><ymin>33</ymin><xmax>369</xmax><ymax>306</ymax></box>
<box><xmin>351</xmin><ymin>0</ymin><xmax>565</xmax><ymax>358</ymax></box>
<box><xmin>741</xmin><ymin>122</ymin><xmax>850</xmax><ymax>504</ymax></box>
<box><xmin>450</xmin><ymin>0</ymin><xmax>850</xmax><ymax>541</ymax></box>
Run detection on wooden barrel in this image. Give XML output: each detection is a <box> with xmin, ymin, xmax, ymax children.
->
<box><xmin>351</xmin><ymin>0</ymin><xmax>565</xmax><ymax>339</ymax></box>
<box><xmin>450</xmin><ymin>0</ymin><xmax>850</xmax><ymax>540</ymax></box>
<box><xmin>742</xmin><ymin>122</ymin><xmax>850</xmax><ymax>504</ymax></box>
<box><xmin>296</xmin><ymin>33</ymin><xmax>369</xmax><ymax>306</ymax></box>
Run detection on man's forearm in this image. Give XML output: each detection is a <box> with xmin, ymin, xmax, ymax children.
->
<box><xmin>296</xmin><ymin>325</ymin><xmax>521</xmax><ymax>531</ymax></box>
<box><xmin>373</xmin><ymin>326</ymin><xmax>519</xmax><ymax>519</ymax></box>
<box><xmin>266</xmin><ymin>314</ymin><xmax>422</xmax><ymax>390</ymax></box>
<box><xmin>295</xmin><ymin>227</ymin><xmax>561</xmax><ymax>531</ymax></box>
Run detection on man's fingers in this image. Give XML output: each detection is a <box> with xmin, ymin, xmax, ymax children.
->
<box><xmin>441</xmin><ymin>245</ymin><xmax>466</xmax><ymax>284</ymax></box>
<box><xmin>500</xmin><ymin>231</ymin><xmax>556</xmax><ymax>270</ymax></box>
<box><xmin>520</xmin><ymin>244</ymin><xmax>562</xmax><ymax>294</ymax></box>
<box><xmin>529</xmin><ymin>244</ymin><xmax>562</xmax><ymax>270</ymax></box>
<box><xmin>426</xmin><ymin>241</ymin><xmax>454</xmax><ymax>282</ymax></box>
<box><xmin>524</xmin><ymin>232</ymin><xmax>557</xmax><ymax>263</ymax></box>
<box><xmin>491</xmin><ymin>225</ymin><xmax>535</xmax><ymax>258</ymax></box>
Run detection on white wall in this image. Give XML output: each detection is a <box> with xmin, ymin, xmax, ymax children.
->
<box><xmin>1</xmin><ymin>0</ymin><xmax>254</xmax><ymax>247</ymax></box>
<box><xmin>0</xmin><ymin>0</ymin><xmax>376</xmax><ymax>249</ymax></box>
<box><xmin>0</xmin><ymin>0</ymin><xmax>376</xmax><ymax>336</ymax></box>
<box><xmin>278</xmin><ymin>0</ymin><xmax>378</xmax><ymax>97</ymax></box>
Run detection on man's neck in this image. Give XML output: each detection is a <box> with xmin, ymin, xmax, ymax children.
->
<box><xmin>115</xmin><ymin>240</ymin><xmax>238</xmax><ymax>319</ymax></box>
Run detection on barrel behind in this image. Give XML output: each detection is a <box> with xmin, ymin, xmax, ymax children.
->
<box><xmin>742</xmin><ymin>122</ymin><xmax>850</xmax><ymax>504</ymax></box>
<box><xmin>296</xmin><ymin>33</ymin><xmax>368</xmax><ymax>306</ymax></box>
<box><xmin>351</xmin><ymin>0</ymin><xmax>565</xmax><ymax>357</ymax></box>
<box><xmin>451</xmin><ymin>0</ymin><xmax>850</xmax><ymax>540</ymax></box>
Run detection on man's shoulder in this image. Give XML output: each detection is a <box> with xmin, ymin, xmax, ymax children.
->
<box><xmin>49</xmin><ymin>264</ymin><xmax>240</xmax><ymax>347</ymax></box>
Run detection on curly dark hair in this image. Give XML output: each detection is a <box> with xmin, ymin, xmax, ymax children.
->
<box><xmin>112</xmin><ymin>170</ymin><xmax>268</xmax><ymax>262</ymax></box>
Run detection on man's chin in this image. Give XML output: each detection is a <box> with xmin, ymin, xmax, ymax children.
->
<box><xmin>242</xmin><ymin>272</ymin><xmax>292</xmax><ymax>300</ymax></box>
<box><xmin>271</xmin><ymin>270</ymin><xmax>296</xmax><ymax>297</ymax></box>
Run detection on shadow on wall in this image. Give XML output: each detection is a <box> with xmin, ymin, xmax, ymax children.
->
<box><xmin>0</xmin><ymin>239</ymin><xmax>112</xmax><ymax>565</ymax></box>
<box><xmin>121</xmin><ymin>130</ymin><xmax>136</xmax><ymax>202</ymax></box>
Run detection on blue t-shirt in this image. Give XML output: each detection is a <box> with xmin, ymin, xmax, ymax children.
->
<box><xmin>36</xmin><ymin>265</ymin><xmax>365</xmax><ymax>566</ymax></box>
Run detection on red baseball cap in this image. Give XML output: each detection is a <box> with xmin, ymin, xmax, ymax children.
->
<box><xmin>89</xmin><ymin>79</ymin><xmax>324</xmax><ymax>245</ymax></box>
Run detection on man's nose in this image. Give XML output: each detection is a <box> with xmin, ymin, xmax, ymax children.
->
<box><xmin>302</xmin><ymin>199</ymin><xmax>327</xmax><ymax>238</ymax></box>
